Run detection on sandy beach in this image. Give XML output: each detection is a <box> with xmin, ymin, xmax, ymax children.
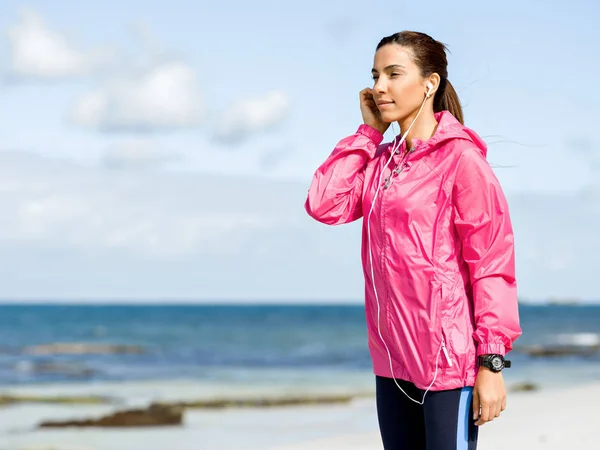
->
<box><xmin>0</xmin><ymin>379</ymin><xmax>596</xmax><ymax>450</ymax></box>
<box><xmin>274</xmin><ymin>381</ymin><xmax>598</xmax><ymax>450</ymax></box>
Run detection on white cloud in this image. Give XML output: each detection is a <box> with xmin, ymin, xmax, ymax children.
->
<box><xmin>69</xmin><ymin>60</ymin><xmax>203</xmax><ymax>132</ymax></box>
<box><xmin>5</xmin><ymin>8</ymin><xmax>116</xmax><ymax>79</ymax></box>
<box><xmin>213</xmin><ymin>90</ymin><xmax>290</xmax><ymax>144</ymax></box>
<box><xmin>5</xmin><ymin>9</ymin><xmax>203</xmax><ymax>131</ymax></box>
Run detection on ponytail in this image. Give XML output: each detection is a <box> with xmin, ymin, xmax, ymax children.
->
<box><xmin>434</xmin><ymin>79</ymin><xmax>464</xmax><ymax>124</ymax></box>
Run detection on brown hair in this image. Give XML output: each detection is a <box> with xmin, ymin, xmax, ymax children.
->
<box><xmin>376</xmin><ymin>31</ymin><xmax>464</xmax><ymax>124</ymax></box>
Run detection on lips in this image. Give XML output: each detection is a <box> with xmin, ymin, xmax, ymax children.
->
<box><xmin>377</xmin><ymin>100</ymin><xmax>395</xmax><ymax>107</ymax></box>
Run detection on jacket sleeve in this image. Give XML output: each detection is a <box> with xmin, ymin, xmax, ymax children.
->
<box><xmin>304</xmin><ymin>124</ymin><xmax>384</xmax><ymax>225</ymax></box>
<box><xmin>452</xmin><ymin>147</ymin><xmax>522</xmax><ymax>356</ymax></box>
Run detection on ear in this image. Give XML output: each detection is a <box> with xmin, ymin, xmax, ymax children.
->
<box><xmin>425</xmin><ymin>73</ymin><xmax>441</xmax><ymax>98</ymax></box>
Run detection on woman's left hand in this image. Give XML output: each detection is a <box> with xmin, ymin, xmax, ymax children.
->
<box><xmin>472</xmin><ymin>367</ymin><xmax>506</xmax><ymax>426</ymax></box>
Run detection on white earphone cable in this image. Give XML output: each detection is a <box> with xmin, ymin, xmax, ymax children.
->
<box><xmin>366</xmin><ymin>87</ymin><xmax>444</xmax><ymax>405</ymax></box>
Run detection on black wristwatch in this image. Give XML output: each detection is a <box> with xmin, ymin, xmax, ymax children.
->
<box><xmin>477</xmin><ymin>354</ymin><xmax>511</xmax><ymax>372</ymax></box>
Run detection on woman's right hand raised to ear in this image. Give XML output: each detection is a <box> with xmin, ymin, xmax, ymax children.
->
<box><xmin>359</xmin><ymin>87</ymin><xmax>390</xmax><ymax>136</ymax></box>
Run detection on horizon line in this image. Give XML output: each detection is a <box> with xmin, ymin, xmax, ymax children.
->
<box><xmin>0</xmin><ymin>298</ymin><xmax>597</xmax><ymax>306</ymax></box>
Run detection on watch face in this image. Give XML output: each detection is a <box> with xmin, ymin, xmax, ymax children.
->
<box><xmin>491</xmin><ymin>356</ymin><xmax>503</xmax><ymax>370</ymax></box>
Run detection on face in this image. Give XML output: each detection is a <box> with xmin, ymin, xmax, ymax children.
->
<box><xmin>371</xmin><ymin>44</ymin><xmax>429</xmax><ymax>123</ymax></box>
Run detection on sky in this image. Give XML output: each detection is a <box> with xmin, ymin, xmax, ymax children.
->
<box><xmin>0</xmin><ymin>0</ymin><xmax>598</xmax><ymax>303</ymax></box>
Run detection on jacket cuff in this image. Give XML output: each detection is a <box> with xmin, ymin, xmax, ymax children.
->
<box><xmin>477</xmin><ymin>343</ymin><xmax>506</xmax><ymax>356</ymax></box>
<box><xmin>356</xmin><ymin>124</ymin><xmax>384</xmax><ymax>146</ymax></box>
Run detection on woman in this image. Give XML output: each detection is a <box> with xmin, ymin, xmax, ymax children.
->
<box><xmin>304</xmin><ymin>31</ymin><xmax>522</xmax><ymax>450</ymax></box>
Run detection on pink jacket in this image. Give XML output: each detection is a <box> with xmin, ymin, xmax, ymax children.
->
<box><xmin>305</xmin><ymin>111</ymin><xmax>522</xmax><ymax>391</ymax></box>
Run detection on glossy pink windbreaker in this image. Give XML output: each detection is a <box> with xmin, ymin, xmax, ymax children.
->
<box><xmin>305</xmin><ymin>111</ymin><xmax>522</xmax><ymax>391</ymax></box>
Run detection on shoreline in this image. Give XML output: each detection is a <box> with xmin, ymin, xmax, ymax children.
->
<box><xmin>0</xmin><ymin>375</ymin><xmax>552</xmax><ymax>411</ymax></box>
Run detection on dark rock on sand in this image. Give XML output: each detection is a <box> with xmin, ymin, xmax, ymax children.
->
<box><xmin>510</xmin><ymin>382</ymin><xmax>540</xmax><ymax>392</ymax></box>
<box><xmin>156</xmin><ymin>394</ymin><xmax>358</xmax><ymax>409</ymax></box>
<box><xmin>0</xmin><ymin>394</ymin><xmax>111</xmax><ymax>406</ymax></box>
<box><xmin>38</xmin><ymin>403</ymin><xmax>183</xmax><ymax>428</ymax></box>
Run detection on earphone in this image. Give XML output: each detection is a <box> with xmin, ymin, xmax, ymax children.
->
<box><xmin>365</xmin><ymin>80</ymin><xmax>444</xmax><ymax>405</ymax></box>
<box><xmin>426</xmin><ymin>82</ymin><xmax>434</xmax><ymax>98</ymax></box>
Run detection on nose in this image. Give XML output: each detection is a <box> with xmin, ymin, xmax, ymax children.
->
<box><xmin>374</xmin><ymin>76</ymin><xmax>387</xmax><ymax>94</ymax></box>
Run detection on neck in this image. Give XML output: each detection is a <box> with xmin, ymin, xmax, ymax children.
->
<box><xmin>397</xmin><ymin>110</ymin><xmax>438</xmax><ymax>150</ymax></box>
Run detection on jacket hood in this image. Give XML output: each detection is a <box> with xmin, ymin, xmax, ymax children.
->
<box><xmin>389</xmin><ymin>110</ymin><xmax>488</xmax><ymax>159</ymax></box>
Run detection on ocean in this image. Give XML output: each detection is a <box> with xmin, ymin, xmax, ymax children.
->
<box><xmin>0</xmin><ymin>303</ymin><xmax>599</xmax><ymax>392</ymax></box>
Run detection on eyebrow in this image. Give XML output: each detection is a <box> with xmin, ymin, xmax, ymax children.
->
<box><xmin>371</xmin><ymin>64</ymin><xmax>405</xmax><ymax>74</ymax></box>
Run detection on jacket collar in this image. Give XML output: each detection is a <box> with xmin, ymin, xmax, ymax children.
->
<box><xmin>386</xmin><ymin>110</ymin><xmax>488</xmax><ymax>161</ymax></box>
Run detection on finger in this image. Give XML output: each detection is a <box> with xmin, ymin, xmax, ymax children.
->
<box><xmin>472</xmin><ymin>391</ymin><xmax>480</xmax><ymax>421</ymax></box>
<box><xmin>494</xmin><ymin>401</ymin><xmax>502</xmax><ymax>418</ymax></box>
<box><xmin>501</xmin><ymin>396</ymin><xmax>507</xmax><ymax>412</ymax></box>
<box><xmin>476</xmin><ymin>404</ymin><xmax>490</xmax><ymax>426</ymax></box>
<box><xmin>360</xmin><ymin>91</ymin><xmax>373</xmax><ymax>104</ymax></box>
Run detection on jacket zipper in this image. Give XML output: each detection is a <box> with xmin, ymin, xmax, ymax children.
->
<box><xmin>383</xmin><ymin>164</ymin><xmax>406</xmax><ymax>189</ymax></box>
<box><xmin>383</xmin><ymin>147</ymin><xmax>412</xmax><ymax>190</ymax></box>
<box><xmin>379</xmin><ymin>148</ymin><xmax>413</xmax><ymax>363</ymax></box>
<box><xmin>383</xmin><ymin>161</ymin><xmax>409</xmax><ymax>189</ymax></box>
<box><xmin>441</xmin><ymin>338</ymin><xmax>453</xmax><ymax>367</ymax></box>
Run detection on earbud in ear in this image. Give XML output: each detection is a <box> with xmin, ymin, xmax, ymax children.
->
<box><xmin>426</xmin><ymin>82</ymin><xmax>434</xmax><ymax>98</ymax></box>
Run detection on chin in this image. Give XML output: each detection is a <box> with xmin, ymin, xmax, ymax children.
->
<box><xmin>380</xmin><ymin>110</ymin><xmax>403</xmax><ymax>124</ymax></box>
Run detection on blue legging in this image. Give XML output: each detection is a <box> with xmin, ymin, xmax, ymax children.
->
<box><xmin>375</xmin><ymin>376</ymin><xmax>479</xmax><ymax>450</ymax></box>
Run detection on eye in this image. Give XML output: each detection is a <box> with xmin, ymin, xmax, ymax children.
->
<box><xmin>390</xmin><ymin>72</ymin><xmax>401</xmax><ymax>77</ymax></box>
<box><xmin>372</xmin><ymin>75</ymin><xmax>379</xmax><ymax>81</ymax></box>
